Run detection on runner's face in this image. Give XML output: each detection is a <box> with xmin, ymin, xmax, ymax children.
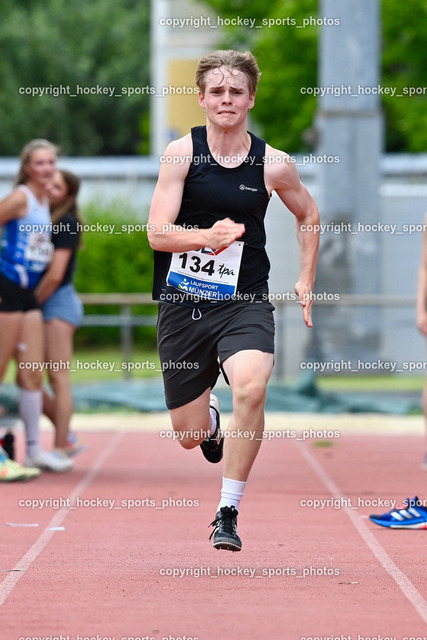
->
<box><xmin>24</xmin><ymin>149</ymin><xmax>56</xmax><ymax>187</ymax></box>
<box><xmin>199</xmin><ymin>67</ymin><xmax>255</xmax><ymax>128</ymax></box>
<box><xmin>47</xmin><ymin>172</ymin><xmax>68</xmax><ymax>205</ymax></box>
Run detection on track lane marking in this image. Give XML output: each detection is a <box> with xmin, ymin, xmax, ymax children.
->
<box><xmin>0</xmin><ymin>431</ymin><xmax>124</xmax><ymax>606</ymax></box>
<box><xmin>295</xmin><ymin>440</ymin><xmax>427</xmax><ymax>624</ymax></box>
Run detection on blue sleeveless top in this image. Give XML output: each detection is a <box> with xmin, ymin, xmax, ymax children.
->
<box><xmin>0</xmin><ymin>184</ymin><xmax>53</xmax><ymax>289</ymax></box>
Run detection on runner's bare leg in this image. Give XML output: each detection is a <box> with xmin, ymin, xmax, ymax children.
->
<box><xmin>221</xmin><ymin>349</ymin><xmax>273</xmax><ymax>481</ymax></box>
<box><xmin>169</xmin><ymin>387</ymin><xmax>211</xmax><ymax>449</ymax></box>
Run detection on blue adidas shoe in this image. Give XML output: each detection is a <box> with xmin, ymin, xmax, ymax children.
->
<box><xmin>369</xmin><ymin>496</ymin><xmax>427</xmax><ymax>529</ymax></box>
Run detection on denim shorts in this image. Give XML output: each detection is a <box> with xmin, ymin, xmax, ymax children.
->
<box><xmin>42</xmin><ymin>283</ymin><xmax>84</xmax><ymax>327</ymax></box>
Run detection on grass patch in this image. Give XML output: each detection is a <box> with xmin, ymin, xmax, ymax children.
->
<box><xmin>316</xmin><ymin>375</ymin><xmax>425</xmax><ymax>393</ymax></box>
<box><xmin>313</xmin><ymin>440</ymin><xmax>334</xmax><ymax>448</ymax></box>
<box><xmin>2</xmin><ymin>347</ymin><xmax>162</xmax><ymax>385</ymax></box>
<box><xmin>69</xmin><ymin>347</ymin><xmax>162</xmax><ymax>383</ymax></box>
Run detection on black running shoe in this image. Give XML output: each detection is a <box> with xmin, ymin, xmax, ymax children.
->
<box><xmin>200</xmin><ymin>394</ymin><xmax>223</xmax><ymax>463</ymax></box>
<box><xmin>209</xmin><ymin>505</ymin><xmax>242</xmax><ymax>552</ymax></box>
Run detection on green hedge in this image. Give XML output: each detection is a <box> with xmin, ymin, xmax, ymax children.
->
<box><xmin>73</xmin><ymin>201</ymin><xmax>157</xmax><ymax>348</ymax></box>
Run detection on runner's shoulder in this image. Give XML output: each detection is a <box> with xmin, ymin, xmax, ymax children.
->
<box><xmin>264</xmin><ymin>144</ymin><xmax>295</xmax><ymax>168</ymax></box>
<box><xmin>264</xmin><ymin>143</ymin><xmax>299</xmax><ymax>188</ymax></box>
<box><xmin>164</xmin><ymin>133</ymin><xmax>192</xmax><ymax>154</ymax></box>
<box><xmin>158</xmin><ymin>134</ymin><xmax>193</xmax><ymax>179</ymax></box>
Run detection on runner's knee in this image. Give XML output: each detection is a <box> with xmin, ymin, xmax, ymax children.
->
<box><xmin>170</xmin><ymin>413</ymin><xmax>209</xmax><ymax>449</ymax></box>
<box><xmin>233</xmin><ymin>377</ymin><xmax>267</xmax><ymax>409</ymax></box>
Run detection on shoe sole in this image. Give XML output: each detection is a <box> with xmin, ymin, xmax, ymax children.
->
<box><xmin>25</xmin><ymin>463</ymin><xmax>73</xmax><ymax>473</ymax></box>
<box><xmin>213</xmin><ymin>540</ymin><xmax>242</xmax><ymax>552</ymax></box>
<box><xmin>209</xmin><ymin>394</ymin><xmax>220</xmax><ymax>415</ymax></box>
<box><xmin>369</xmin><ymin>518</ymin><xmax>427</xmax><ymax>529</ymax></box>
<box><xmin>0</xmin><ymin>472</ymin><xmax>37</xmax><ymax>482</ymax></box>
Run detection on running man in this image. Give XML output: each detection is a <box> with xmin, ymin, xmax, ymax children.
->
<box><xmin>148</xmin><ymin>50</ymin><xmax>320</xmax><ymax>551</ymax></box>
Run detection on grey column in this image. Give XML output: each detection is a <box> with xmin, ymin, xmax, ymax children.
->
<box><xmin>311</xmin><ymin>0</ymin><xmax>383</xmax><ymax>364</ymax></box>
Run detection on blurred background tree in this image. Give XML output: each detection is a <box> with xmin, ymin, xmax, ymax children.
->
<box><xmin>0</xmin><ymin>0</ymin><xmax>425</xmax><ymax>155</ymax></box>
<box><xmin>197</xmin><ymin>0</ymin><xmax>427</xmax><ymax>153</ymax></box>
<box><xmin>73</xmin><ymin>202</ymin><xmax>157</xmax><ymax>348</ymax></box>
<box><xmin>0</xmin><ymin>0</ymin><xmax>150</xmax><ymax>155</ymax></box>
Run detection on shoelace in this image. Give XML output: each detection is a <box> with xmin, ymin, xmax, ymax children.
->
<box><xmin>208</xmin><ymin>507</ymin><xmax>238</xmax><ymax>540</ymax></box>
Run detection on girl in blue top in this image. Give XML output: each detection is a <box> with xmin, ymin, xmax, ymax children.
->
<box><xmin>0</xmin><ymin>139</ymin><xmax>72</xmax><ymax>474</ymax></box>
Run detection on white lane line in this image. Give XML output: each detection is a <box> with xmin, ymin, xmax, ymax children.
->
<box><xmin>295</xmin><ymin>440</ymin><xmax>427</xmax><ymax>624</ymax></box>
<box><xmin>0</xmin><ymin>431</ymin><xmax>124</xmax><ymax>606</ymax></box>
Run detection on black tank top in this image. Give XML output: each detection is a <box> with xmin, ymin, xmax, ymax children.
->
<box><xmin>152</xmin><ymin>125</ymin><xmax>271</xmax><ymax>306</ymax></box>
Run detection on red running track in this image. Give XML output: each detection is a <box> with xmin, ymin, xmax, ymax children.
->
<box><xmin>1</xmin><ymin>426</ymin><xmax>427</xmax><ymax>640</ymax></box>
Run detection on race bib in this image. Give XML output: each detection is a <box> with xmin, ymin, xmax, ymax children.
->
<box><xmin>25</xmin><ymin>234</ymin><xmax>54</xmax><ymax>271</ymax></box>
<box><xmin>167</xmin><ymin>241</ymin><xmax>244</xmax><ymax>301</ymax></box>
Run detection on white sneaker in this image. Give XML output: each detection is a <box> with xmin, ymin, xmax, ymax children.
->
<box><xmin>25</xmin><ymin>449</ymin><xmax>74</xmax><ymax>473</ymax></box>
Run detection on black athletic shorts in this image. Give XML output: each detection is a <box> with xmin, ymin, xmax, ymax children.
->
<box><xmin>0</xmin><ymin>271</ymin><xmax>41</xmax><ymax>312</ymax></box>
<box><xmin>157</xmin><ymin>299</ymin><xmax>275</xmax><ymax>410</ymax></box>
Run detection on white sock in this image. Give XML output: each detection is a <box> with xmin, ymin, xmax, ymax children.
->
<box><xmin>218</xmin><ymin>477</ymin><xmax>247</xmax><ymax>512</ymax></box>
<box><xmin>208</xmin><ymin>407</ymin><xmax>218</xmax><ymax>437</ymax></box>
<box><xmin>19</xmin><ymin>389</ymin><xmax>42</xmax><ymax>457</ymax></box>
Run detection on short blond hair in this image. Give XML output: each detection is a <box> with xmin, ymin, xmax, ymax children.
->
<box><xmin>195</xmin><ymin>50</ymin><xmax>261</xmax><ymax>95</ymax></box>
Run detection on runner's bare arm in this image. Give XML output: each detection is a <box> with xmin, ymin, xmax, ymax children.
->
<box><xmin>148</xmin><ymin>136</ymin><xmax>245</xmax><ymax>253</ymax></box>
<box><xmin>417</xmin><ymin>223</ymin><xmax>427</xmax><ymax>336</ymax></box>
<box><xmin>0</xmin><ymin>189</ymin><xmax>28</xmax><ymax>226</ymax></box>
<box><xmin>265</xmin><ymin>146</ymin><xmax>320</xmax><ymax>328</ymax></box>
